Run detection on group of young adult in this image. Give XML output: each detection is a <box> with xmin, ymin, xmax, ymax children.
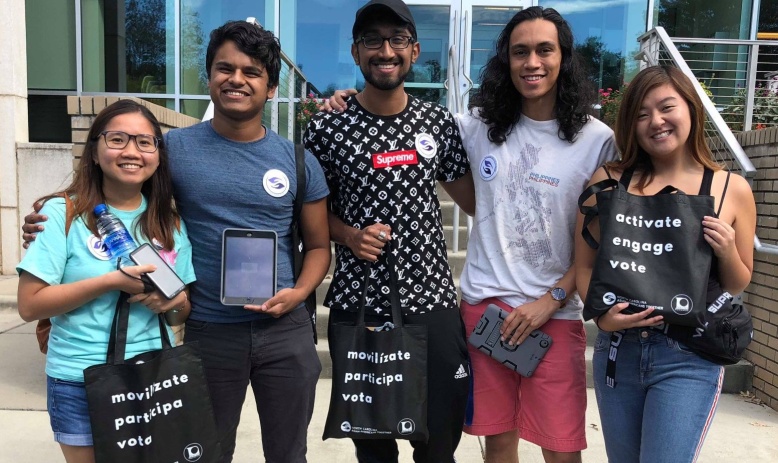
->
<box><xmin>18</xmin><ymin>1</ymin><xmax>756</xmax><ymax>463</ymax></box>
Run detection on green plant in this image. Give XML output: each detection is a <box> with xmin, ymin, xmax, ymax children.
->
<box><xmin>721</xmin><ymin>86</ymin><xmax>778</xmax><ymax>132</ymax></box>
<box><xmin>598</xmin><ymin>87</ymin><xmax>623</xmax><ymax>129</ymax></box>
<box><xmin>296</xmin><ymin>93</ymin><xmax>322</xmax><ymax>129</ymax></box>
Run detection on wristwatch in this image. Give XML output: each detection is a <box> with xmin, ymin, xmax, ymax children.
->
<box><xmin>550</xmin><ymin>287</ymin><xmax>567</xmax><ymax>307</ymax></box>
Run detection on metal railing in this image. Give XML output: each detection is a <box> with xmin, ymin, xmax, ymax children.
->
<box><xmin>638</xmin><ymin>27</ymin><xmax>778</xmax><ymax>255</ymax></box>
<box><xmin>444</xmin><ymin>9</ymin><xmax>472</xmax><ymax>253</ymax></box>
<box><xmin>639</xmin><ymin>29</ymin><xmax>778</xmax><ymax>133</ymax></box>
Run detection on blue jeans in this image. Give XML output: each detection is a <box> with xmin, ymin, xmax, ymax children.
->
<box><xmin>47</xmin><ymin>376</ymin><xmax>93</xmax><ymax>446</ymax></box>
<box><xmin>593</xmin><ymin>329</ymin><xmax>724</xmax><ymax>463</ymax></box>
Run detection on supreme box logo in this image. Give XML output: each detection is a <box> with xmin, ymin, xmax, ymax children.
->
<box><xmin>372</xmin><ymin>150</ymin><xmax>418</xmax><ymax>168</ymax></box>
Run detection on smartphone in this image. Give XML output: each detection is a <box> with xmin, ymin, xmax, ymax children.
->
<box><xmin>220</xmin><ymin>229</ymin><xmax>277</xmax><ymax>306</ymax></box>
<box><xmin>130</xmin><ymin>243</ymin><xmax>186</xmax><ymax>300</ymax></box>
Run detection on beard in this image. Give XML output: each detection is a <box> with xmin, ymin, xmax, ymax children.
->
<box><xmin>359</xmin><ymin>59</ymin><xmax>412</xmax><ymax>91</ymax></box>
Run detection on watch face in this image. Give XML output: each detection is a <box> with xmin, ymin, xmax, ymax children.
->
<box><xmin>551</xmin><ymin>287</ymin><xmax>566</xmax><ymax>301</ymax></box>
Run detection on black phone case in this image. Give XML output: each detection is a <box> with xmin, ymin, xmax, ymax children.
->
<box><xmin>130</xmin><ymin>244</ymin><xmax>186</xmax><ymax>300</ymax></box>
<box><xmin>468</xmin><ymin>304</ymin><xmax>553</xmax><ymax>377</ymax></box>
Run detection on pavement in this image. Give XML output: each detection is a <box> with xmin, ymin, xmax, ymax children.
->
<box><xmin>1</xmin><ymin>273</ymin><xmax>778</xmax><ymax>462</ymax></box>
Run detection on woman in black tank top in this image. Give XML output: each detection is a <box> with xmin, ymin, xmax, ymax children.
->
<box><xmin>575</xmin><ymin>66</ymin><xmax>756</xmax><ymax>462</ymax></box>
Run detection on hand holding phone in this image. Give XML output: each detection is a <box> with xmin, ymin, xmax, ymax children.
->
<box><xmin>130</xmin><ymin>243</ymin><xmax>186</xmax><ymax>300</ymax></box>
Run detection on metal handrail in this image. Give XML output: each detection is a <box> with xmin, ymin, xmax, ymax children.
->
<box><xmin>638</xmin><ymin>27</ymin><xmax>778</xmax><ymax>255</ymax></box>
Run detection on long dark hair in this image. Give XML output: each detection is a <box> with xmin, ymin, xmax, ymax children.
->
<box><xmin>38</xmin><ymin>99</ymin><xmax>180</xmax><ymax>249</ymax></box>
<box><xmin>470</xmin><ymin>6</ymin><xmax>592</xmax><ymax>144</ymax></box>
<box><xmin>610</xmin><ymin>65</ymin><xmax>721</xmax><ymax>191</ymax></box>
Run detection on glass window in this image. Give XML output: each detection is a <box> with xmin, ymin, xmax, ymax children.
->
<box><xmin>656</xmin><ymin>0</ymin><xmax>753</xmax><ymax>40</ymax></box>
<box><xmin>181</xmin><ymin>0</ymin><xmax>273</xmax><ymax>95</ymax></box>
<box><xmin>406</xmin><ymin>6</ymin><xmax>450</xmax><ymax>86</ymax></box>
<box><xmin>470</xmin><ymin>6</ymin><xmax>522</xmax><ymax>85</ymax></box>
<box><xmin>26</xmin><ymin>0</ymin><xmax>77</xmax><ymax>90</ymax></box>
<box><xmin>759</xmin><ymin>0</ymin><xmax>777</xmax><ymax>33</ymax></box>
<box><xmin>291</xmin><ymin>0</ymin><xmax>360</xmax><ymax>96</ymax></box>
<box><xmin>549</xmin><ymin>0</ymin><xmax>648</xmax><ymax>89</ymax></box>
<box><xmin>81</xmin><ymin>0</ymin><xmax>175</xmax><ymax>93</ymax></box>
<box><xmin>28</xmin><ymin>96</ymin><xmax>71</xmax><ymax>143</ymax></box>
<box><xmin>181</xmin><ymin>99</ymin><xmax>211</xmax><ymax>120</ymax></box>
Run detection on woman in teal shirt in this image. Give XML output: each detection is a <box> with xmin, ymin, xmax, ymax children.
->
<box><xmin>16</xmin><ymin>100</ymin><xmax>195</xmax><ymax>463</ymax></box>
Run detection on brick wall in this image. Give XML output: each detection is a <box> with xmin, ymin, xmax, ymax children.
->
<box><xmin>735</xmin><ymin>127</ymin><xmax>778</xmax><ymax>411</ymax></box>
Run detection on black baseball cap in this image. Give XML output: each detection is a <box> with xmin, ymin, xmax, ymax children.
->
<box><xmin>352</xmin><ymin>0</ymin><xmax>417</xmax><ymax>41</ymax></box>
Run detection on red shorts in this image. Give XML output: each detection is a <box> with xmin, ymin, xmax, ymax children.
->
<box><xmin>462</xmin><ymin>298</ymin><xmax>588</xmax><ymax>452</ymax></box>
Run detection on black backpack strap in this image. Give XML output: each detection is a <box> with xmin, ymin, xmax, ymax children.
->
<box><xmin>292</xmin><ymin>144</ymin><xmax>306</xmax><ymax>265</ymax></box>
<box><xmin>293</xmin><ymin>144</ymin><xmax>318</xmax><ymax>343</ymax></box>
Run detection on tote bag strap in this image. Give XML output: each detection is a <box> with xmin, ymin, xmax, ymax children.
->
<box><xmin>578</xmin><ymin>178</ymin><xmax>620</xmax><ymax>249</ymax></box>
<box><xmin>357</xmin><ymin>244</ymin><xmax>403</xmax><ymax>328</ymax></box>
<box><xmin>106</xmin><ymin>292</ymin><xmax>173</xmax><ymax>365</ymax></box>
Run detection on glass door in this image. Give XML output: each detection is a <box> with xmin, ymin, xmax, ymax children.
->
<box><xmin>404</xmin><ymin>0</ymin><xmax>532</xmax><ymax>110</ymax></box>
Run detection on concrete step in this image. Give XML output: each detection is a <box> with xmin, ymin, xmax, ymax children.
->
<box><xmin>439</xmin><ymin>200</ymin><xmax>470</xmax><ymax>228</ymax></box>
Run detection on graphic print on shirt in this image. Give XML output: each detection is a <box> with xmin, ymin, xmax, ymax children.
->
<box><xmin>492</xmin><ymin>142</ymin><xmax>554</xmax><ymax>267</ymax></box>
<box><xmin>306</xmin><ymin>97</ymin><xmax>469</xmax><ymax>316</ymax></box>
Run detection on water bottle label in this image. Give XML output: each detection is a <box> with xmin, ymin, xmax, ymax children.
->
<box><xmin>103</xmin><ymin>230</ymin><xmax>135</xmax><ymax>257</ymax></box>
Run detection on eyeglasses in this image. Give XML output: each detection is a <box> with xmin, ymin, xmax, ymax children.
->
<box><xmin>98</xmin><ymin>131</ymin><xmax>160</xmax><ymax>153</ymax></box>
<box><xmin>357</xmin><ymin>35</ymin><xmax>415</xmax><ymax>50</ymax></box>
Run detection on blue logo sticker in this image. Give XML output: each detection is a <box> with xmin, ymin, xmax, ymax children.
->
<box><xmin>263</xmin><ymin>169</ymin><xmax>290</xmax><ymax>198</ymax></box>
<box><xmin>479</xmin><ymin>156</ymin><xmax>498</xmax><ymax>181</ymax></box>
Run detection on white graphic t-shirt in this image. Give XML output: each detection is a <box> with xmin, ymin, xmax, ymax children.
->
<box><xmin>457</xmin><ymin>111</ymin><xmax>617</xmax><ymax>320</ymax></box>
<box><xmin>305</xmin><ymin>96</ymin><xmax>470</xmax><ymax>316</ymax></box>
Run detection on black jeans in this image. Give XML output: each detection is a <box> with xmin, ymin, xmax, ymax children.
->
<box><xmin>329</xmin><ymin>308</ymin><xmax>471</xmax><ymax>463</ymax></box>
<box><xmin>185</xmin><ymin>307</ymin><xmax>321</xmax><ymax>463</ymax></box>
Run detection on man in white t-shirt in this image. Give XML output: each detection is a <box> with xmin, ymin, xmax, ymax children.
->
<box><xmin>456</xmin><ymin>7</ymin><xmax>617</xmax><ymax>463</ymax></box>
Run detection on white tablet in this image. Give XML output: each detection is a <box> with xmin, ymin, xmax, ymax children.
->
<box><xmin>220</xmin><ymin>229</ymin><xmax>277</xmax><ymax>306</ymax></box>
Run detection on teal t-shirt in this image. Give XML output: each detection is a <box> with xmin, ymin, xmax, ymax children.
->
<box><xmin>16</xmin><ymin>197</ymin><xmax>196</xmax><ymax>382</ymax></box>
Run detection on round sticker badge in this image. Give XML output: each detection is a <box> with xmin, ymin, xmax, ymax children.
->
<box><xmin>480</xmin><ymin>156</ymin><xmax>498</xmax><ymax>181</ymax></box>
<box><xmin>263</xmin><ymin>169</ymin><xmax>290</xmax><ymax>198</ymax></box>
<box><xmin>87</xmin><ymin>235</ymin><xmax>111</xmax><ymax>261</ymax></box>
<box><xmin>415</xmin><ymin>133</ymin><xmax>438</xmax><ymax>159</ymax></box>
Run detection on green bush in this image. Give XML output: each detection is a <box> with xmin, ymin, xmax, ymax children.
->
<box><xmin>721</xmin><ymin>86</ymin><xmax>778</xmax><ymax>131</ymax></box>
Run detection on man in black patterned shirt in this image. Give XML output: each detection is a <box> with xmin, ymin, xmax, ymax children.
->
<box><xmin>304</xmin><ymin>1</ymin><xmax>475</xmax><ymax>461</ymax></box>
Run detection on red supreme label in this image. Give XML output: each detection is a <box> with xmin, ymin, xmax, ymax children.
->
<box><xmin>372</xmin><ymin>150</ymin><xmax>419</xmax><ymax>168</ymax></box>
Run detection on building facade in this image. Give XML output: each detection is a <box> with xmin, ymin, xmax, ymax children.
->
<box><xmin>24</xmin><ymin>0</ymin><xmax>778</xmax><ymax>144</ymax></box>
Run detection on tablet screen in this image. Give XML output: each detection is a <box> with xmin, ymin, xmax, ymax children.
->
<box><xmin>221</xmin><ymin>229</ymin><xmax>277</xmax><ymax>305</ymax></box>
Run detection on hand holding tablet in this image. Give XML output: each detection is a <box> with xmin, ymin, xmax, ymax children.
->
<box><xmin>220</xmin><ymin>229</ymin><xmax>277</xmax><ymax>306</ymax></box>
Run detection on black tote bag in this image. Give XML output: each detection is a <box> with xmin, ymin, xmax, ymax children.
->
<box><xmin>579</xmin><ymin>178</ymin><xmax>714</xmax><ymax>327</ymax></box>
<box><xmin>84</xmin><ymin>293</ymin><xmax>221</xmax><ymax>463</ymax></box>
<box><xmin>323</xmin><ymin>256</ymin><xmax>428</xmax><ymax>441</ymax></box>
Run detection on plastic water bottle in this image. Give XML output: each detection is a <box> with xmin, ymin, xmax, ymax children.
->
<box><xmin>94</xmin><ymin>204</ymin><xmax>136</xmax><ymax>263</ymax></box>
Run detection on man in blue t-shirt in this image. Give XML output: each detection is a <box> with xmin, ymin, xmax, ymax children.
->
<box><xmin>24</xmin><ymin>21</ymin><xmax>331</xmax><ymax>463</ymax></box>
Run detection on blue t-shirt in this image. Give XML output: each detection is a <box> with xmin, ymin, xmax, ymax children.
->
<box><xmin>17</xmin><ymin>196</ymin><xmax>196</xmax><ymax>382</ymax></box>
<box><xmin>165</xmin><ymin>122</ymin><xmax>329</xmax><ymax>322</ymax></box>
